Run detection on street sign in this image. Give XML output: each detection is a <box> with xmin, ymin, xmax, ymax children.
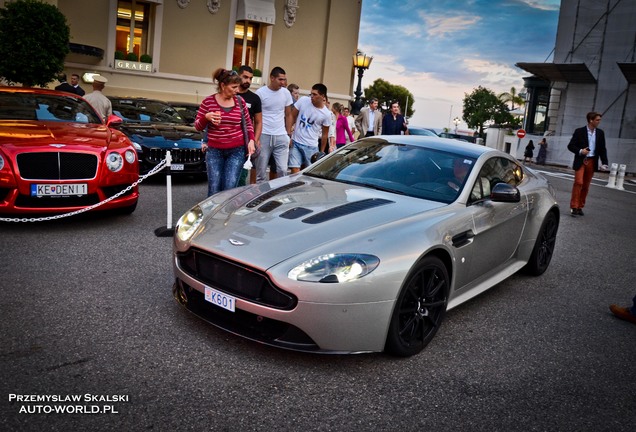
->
<box><xmin>516</xmin><ymin>129</ymin><xmax>526</xmax><ymax>139</ymax></box>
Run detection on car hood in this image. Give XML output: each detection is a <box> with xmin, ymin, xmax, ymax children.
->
<box><xmin>189</xmin><ymin>174</ymin><xmax>448</xmax><ymax>269</ymax></box>
<box><xmin>117</xmin><ymin>123</ymin><xmax>203</xmax><ymax>149</ymax></box>
<box><xmin>0</xmin><ymin>121</ymin><xmax>116</xmax><ymax>152</ymax></box>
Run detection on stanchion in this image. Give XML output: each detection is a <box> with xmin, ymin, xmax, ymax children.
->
<box><xmin>615</xmin><ymin>164</ymin><xmax>627</xmax><ymax>190</ymax></box>
<box><xmin>154</xmin><ymin>151</ymin><xmax>175</xmax><ymax>237</ymax></box>
<box><xmin>606</xmin><ymin>163</ymin><xmax>618</xmax><ymax>188</ymax></box>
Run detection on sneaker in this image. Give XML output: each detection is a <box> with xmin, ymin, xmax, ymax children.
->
<box><xmin>609</xmin><ymin>305</ymin><xmax>636</xmax><ymax>324</ymax></box>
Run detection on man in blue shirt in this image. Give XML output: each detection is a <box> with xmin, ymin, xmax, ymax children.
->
<box><xmin>381</xmin><ymin>101</ymin><xmax>409</xmax><ymax>135</ymax></box>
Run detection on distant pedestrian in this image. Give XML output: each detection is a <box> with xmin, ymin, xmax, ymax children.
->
<box><xmin>381</xmin><ymin>101</ymin><xmax>409</xmax><ymax>135</ymax></box>
<box><xmin>195</xmin><ymin>68</ymin><xmax>255</xmax><ymax>197</ymax></box>
<box><xmin>287</xmin><ymin>83</ymin><xmax>300</xmax><ymax>103</ymax></box>
<box><xmin>255</xmin><ymin>66</ymin><xmax>294</xmax><ymax>182</ymax></box>
<box><xmin>54</xmin><ymin>73</ymin><xmax>77</xmax><ymax>94</ymax></box>
<box><xmin>609</xmin><ymin>295</ymin><xmax>636</xmax><ymax>325</ymax></box>
<box><xmin>536</xmin><ymin>138</ymin><xmax>548</xmax><ymax>165</ymax></box>
<box><xmin>355</xmin><ymin>98</ymin><xmax>382</xmax><ymax>137</ymax></box>
<box><xmin>524</xmin><ymin>140</ymin><xmax>535</xmax><ymax>163</ymax></box>
<box><xmin>343</xmin><ymin>106</ymin><xmax>356</xmax><ymax>143</ymax></box>
<box><xmin>567</xmin><ymin>111</ymin><xmax>609</xmax><ymax>217</ymax></box>
<box><xmin>70</xmin><ymin>73</ymin><xmax>85</xmax><ymax>96</ymax></box>
<box><xmin>84</xmin><ymin>75</ymin><xmax>112</xmax><ymax>121</ymax></box>
<box><xmin>333</xmin><ymin>102</ymin><xmax>353</xmax><ymax>149</ymax></box>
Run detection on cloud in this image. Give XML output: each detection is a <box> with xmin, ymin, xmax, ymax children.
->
<box><xmin>516</xmin><ymin>0</ymin><xmax>560</xmax><ymax>11</ymax></box>
<box><xmin>422</xmin><ymin>13</ymin><xmax>482</xmax><ymax>37</ymax></box>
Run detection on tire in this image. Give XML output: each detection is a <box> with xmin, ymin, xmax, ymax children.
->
<box><xmin>523</xmin><ymin>210</ymin><xmax>558</xmax><ymax>276</ymax></box>
<box><xmin>385</xmin><ymin>256</ymin><xmax>449</xmax><ymax>357</ymax></box>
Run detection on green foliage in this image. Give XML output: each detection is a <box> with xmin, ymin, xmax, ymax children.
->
<box><xmin>462</xmin><ymin>86</ymin><xmax>514</xmax><ymax>137</ymax></box>
<box><xmin>139</xmin><ymin>54</ymin><xmax>152</xmax><ymax>63</ymax></box>
<box><xmin>253</xmin><ymin>68</ymin><xmax>262</xmax><ymax>77</ymax></box>
<box><xmin>114</xmin><ymin>50</ymin><xmax>125</xmax><ymax>60</ymax></box>
<box><xmin>499</xmin><ymin>86</ymin><xmax>525</xmax><ymax>111</ymax></box>
<box><xmin>0</xmin><ymin>0</ymin><xmax>70</xmax><ymax>87</ymax></box>
<box><xmin>126</xmin><ymin>52</ymin><xmax>138</xmax><ymax>61</ymax></box>
<box><xmin>364</xmin><ymin>78</ymin><xmax>415</xmax><ymax>118</ymax></box>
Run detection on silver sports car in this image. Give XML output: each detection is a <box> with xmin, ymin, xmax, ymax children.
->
<box><xmin>172</xmin><ymin>136</ymin><xmax>559</xmax><ymax>356</ymax></box>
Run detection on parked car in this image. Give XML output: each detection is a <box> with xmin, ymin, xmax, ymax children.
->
<box><xmin>108</xmin><ymin>97</ymin><xmax>205</xmax><ymax>177</ymax></box>
<box><xmin>167</xmin><ymin>101</ymin><xmax>199</xmax><ymax>126</ymax></box>
<box><xmin>408</xmin><ymin>126</ymin><xmax>439</xmax><ymax>137</ymax></box>
<box><xmin>0</xmin><ymin>87</ymin><xmax>139</xmax><ymax>216</ymax></box>
<box><xmin>172</xmin><ymin>135</ymin><xmax>559</xmax><ymax>356</ymax></box>
<box><xmin>439</xmin><ymin>132</ymin><xmax>477</xmax><ymax>143</ymax></box>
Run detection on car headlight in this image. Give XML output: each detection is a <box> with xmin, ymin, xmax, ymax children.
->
<box><xmin>176</xmin><ymin>205</ymin><xmax>204</xmax><ymax>242</ymax></box>
<box><xmin>106</xmin><ymin>152</ymin><xmax>124</xmax><ymax>172</ymax></box>
<box><xmin>125</xmin><ymin>149</ymin><xmax>136</xmax><ymax>164</ymax></box>
<box><xmin>0</xmin><ymin>154</ymin><xmax>4</xmax><ymax>170</ymax></box>
<box><xmin>132</xmin><ymin>141</ymin><xmax>143</xmax><ymax>151</ymax></box>
<box><xmin>288</xmin><ymin>253</ymin><xmax>380</xmax><ymax>283</ymax></box>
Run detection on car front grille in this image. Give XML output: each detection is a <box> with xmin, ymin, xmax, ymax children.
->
<box><xmin>177</xmin><ymin>248</ymin><xmax>297</xmax><ymax>310</ymax></box>
<box><xmin>147</xmin><ymin>148</ymin><xmax>204</xmax><ymax>164</ymax></box>
<box><xmin>17</xmin><ymin>152</ymin><xmax>98</xmax><ymax>180</ymax></box>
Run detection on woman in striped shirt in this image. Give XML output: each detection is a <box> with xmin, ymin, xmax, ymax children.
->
<box><xmin>195</xmin><ymin>68</ymin><xmax>255</xmax><ymax>196</ymax></box>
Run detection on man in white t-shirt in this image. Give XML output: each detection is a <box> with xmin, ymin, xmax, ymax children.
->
<box><xmin>255</xmin><ymin>66</ymin><xmax>294</xmax><ymax>182</ymax></box>
<box><xmin>289</xmin><ymin>83</ymin><xmax>331</xmax><ymax>174</ymax></box>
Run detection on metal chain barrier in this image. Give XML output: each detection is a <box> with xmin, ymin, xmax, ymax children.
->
<box><xmin>0</xmin><ymin>158</ymin><xmax>168</xmax><ymax>223</ymax></box>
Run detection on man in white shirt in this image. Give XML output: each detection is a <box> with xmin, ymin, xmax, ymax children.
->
<box><xmin>84</xmin><ymin>75</ymin><xmax>112</xmax><ymax>121</ymax></box>
<box><xmin>289</xmin><ymin>84</ymin><xmax>331</xmax><ymax>174</ymax></box>
<box><xmin>355</xmin><ymin>98</ymin><xmax>382</xmax><ymax>137</ymax></box>
<box><xmin>255</xmin><ymin>66</ymin><xmax>294</xmax><ymax>182</ymax></box>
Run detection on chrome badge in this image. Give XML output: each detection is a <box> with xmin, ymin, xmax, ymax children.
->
<box><xmin>50</xmin><ymin>144</ymin><xmax>66</xmax><ymax>148</ymax></box>
<box><xmin>228</xmin><ymin>238</ymin><xmax>245</xmax><ymax>246</ymax></box>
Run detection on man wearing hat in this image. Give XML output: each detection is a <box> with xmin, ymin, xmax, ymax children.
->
<box><xmin>84</xmin><ymin>75</ymin><xmax>112</xmax><ymax>121</ymax></box>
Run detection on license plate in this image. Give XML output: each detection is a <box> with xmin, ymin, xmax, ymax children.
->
<box><xmin>204</xmin><ymin>286</ymin><xmax>236</xmax><ymax>312</ymax></box>
<box><xmin>171</xmin><ymin>164</ymin><xmax>184</xmax><ymax>171</ymax></box>
<box><xmin>31</xmin><ymin>183</ymin><xmax>87</xmax><ymax>197</ymax></box>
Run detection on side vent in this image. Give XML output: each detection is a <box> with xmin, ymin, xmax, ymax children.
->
<box><xmin>302</xmin><ymin>198</ymin><xmax>394</xmax><ymax>224</ymax></box>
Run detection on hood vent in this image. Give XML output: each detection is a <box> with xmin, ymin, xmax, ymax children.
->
<box><xmin>280</xmin><ymin>207</ymin><xmax>313</xmax><ymax>219</ymax></box>
<box><xmin>246</xmin><ymin>181</ymin><xmax>305</xmax><ymax>208</ymax></box>
<box><xmin>258</xmin><ymin>200</ymin><xmax>282</xmax><ymax>213</ymax></box>
<box><xmin>302</xmin><ymin>198</ymin><xmax>394</xmax><ymax>224</ymax></box>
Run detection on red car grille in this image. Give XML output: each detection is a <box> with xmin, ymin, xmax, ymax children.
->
<box><xmin>177</xmin><ymin>248</ymin><xmax>297</xmax><ymax>310</ymax></box>
<box><xmin>16</xmin><ymin>152</ymin><xmax>98</xmax><ymax>180</ymax></box>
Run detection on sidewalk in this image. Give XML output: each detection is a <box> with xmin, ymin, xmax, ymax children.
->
<box><xmin>523</xmin><ymin>161</ymin><xmax>636</xmax><ymax>184</ymax></box>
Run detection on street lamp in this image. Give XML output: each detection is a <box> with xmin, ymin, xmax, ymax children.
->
<box><xmin>453</xmin><ymin>117</ymin><xmax>460</xmax><ymax>133</ymax></box>
<box><xmin>351</xmin><ymin>50</ymin><xmax>373</xmax><ymax>115</ymax></box>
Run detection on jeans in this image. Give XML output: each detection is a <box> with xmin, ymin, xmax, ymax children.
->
<box><xmin>289</xmin><ymin>140</ymin><xmax>318</xmax><ymax>168</ymax></box>
<box><xmin>205</xmin><ymin>146</ymin><xmax>245</xmax><ymax>197</ymax></box>
<box><xmin>256</xmin><ymin>134</ymin><xmax>289</xmax><ymax>182</ymax></box>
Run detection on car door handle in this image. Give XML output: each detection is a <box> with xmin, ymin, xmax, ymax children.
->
<box><xmin>452</xmin><ymin>231</ymin><xmax>475</xmax><ymax>248</ymax></box>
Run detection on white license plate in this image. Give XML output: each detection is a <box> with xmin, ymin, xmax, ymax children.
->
<box><xmin>31</xmin><ymin>183</ymin><xmax>87</xmax><ymax>197</ymax></box>
<box><xmin>171</xmin><ymin>164</ymin><xmax>184</xmax><ymax>171</ymax></box>
<box><xmin>204</xmin><ymin>286</ymin><xmax>236</xmax><ymax>312</ymax></box>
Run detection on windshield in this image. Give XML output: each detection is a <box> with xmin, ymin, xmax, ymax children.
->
<box><xmin>111</xmin><ymin>99</ymin><xmax>186</xmax><ymax>124</ymax></box>
<box><xmin>0</xmin><ymin>92</ymin><xmax>102</xmax><ymax>124</ymax></box>
<box><xmin>305</xmin><ymin>140</ymin><xmax>476</xmax><ymax>203</ymax></box>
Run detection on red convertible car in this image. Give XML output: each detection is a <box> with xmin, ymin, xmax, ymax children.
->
<box><xmin>0</xmin><ymin>87</ymin><xmax>139</xmax><ymax>216</ymax></box>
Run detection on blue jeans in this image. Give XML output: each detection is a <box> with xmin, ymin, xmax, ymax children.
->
<box><xmin>289</xmin><ymin>140</ymin><xmax>318</xmax><ymax>168</ymax></box>
<box><xmin>256</xmin><ymin>134</ymin><xmax>289</xmax><ymax>182</ymax></box>
<box><xmin>205</xmin><ymin>146</ymin><xmax>245</xmax><ymax>197</ymax></box>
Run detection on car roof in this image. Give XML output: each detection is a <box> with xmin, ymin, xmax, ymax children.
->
<box><xmin>366</xmin><ymin>135</ymin><xmax>494</xmax><ymax>159</ymax></box>
<box><xmin>0</xmin><ymin>86</ymin><xmax>83</xmax><ymax>98</ymax></box>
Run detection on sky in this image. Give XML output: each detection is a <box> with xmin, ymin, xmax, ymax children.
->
<box><xmin>357</xmin><ymin>0</ymin><xmax>561</xmax><ymax>132</ymax></box>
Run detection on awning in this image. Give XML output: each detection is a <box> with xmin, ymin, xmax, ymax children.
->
<box><xmin>237</xmin><ymin>0</ymin><xmax>276</xmax><ymax>25</ymax></box>
<box><xmin>515</xmin><ymin>63</ymin><xmax>597</xmax><ymax>84</ymax></box>
<box><xmin>617</xmin><ymin>63</ymin><xmax>636</xmax><ymax>84</ymax></box>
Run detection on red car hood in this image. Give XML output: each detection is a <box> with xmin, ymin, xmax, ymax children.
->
<box><xmin>0</xmin><ymin>121</ymin><xmax>117</xmax><ymax>154</ymax></box>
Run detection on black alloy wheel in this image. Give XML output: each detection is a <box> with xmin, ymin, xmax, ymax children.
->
<box><xmin>385</xmin><ymin>256</ymin><xmax>449</xmax><ymax>357</ymax></box>
<box><xmin>524</xmin><ymin>210</ymin><xmax>559</xmax><ymax>276</ymax></box>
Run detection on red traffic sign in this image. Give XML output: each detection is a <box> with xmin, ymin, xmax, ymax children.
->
<box><xmin>516</xmin><ymin>129</ymin><xmax>526</xmax><ymax>139</ymax></box>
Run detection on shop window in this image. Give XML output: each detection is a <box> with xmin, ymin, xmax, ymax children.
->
<box><xmin>233</xmin><ymin>21</ymin><xmax>261</xmax><ymax>70</ymax></box>
<box><xmin>116</xmin><ymin>0</ymin><xmax>152</xmax><ymax>59</ymax></box>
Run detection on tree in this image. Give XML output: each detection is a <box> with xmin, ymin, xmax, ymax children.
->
<box><xmin>0</xmin><ymin>0</ymin><xmax>70</xmax><ymax>87</ymax></box>
<box><xmin>498</xmin><ymin>86</ymin><xmax>525</xmax><ymax>111</ymax></box>
<box><xmin>364</xmin><ymin>78</ymin><xmax>415</xmax><ymax>118</ymax></box>
<box><xmin>462</xmin><ymin>86</ymin><xmax>514</xmax><ymax>137</ymax></box>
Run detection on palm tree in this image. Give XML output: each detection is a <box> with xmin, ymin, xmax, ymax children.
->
<box><xmin>499</xmin><ymin>86</ymin><xmax>525</xmax><ymax>111</ymax></box>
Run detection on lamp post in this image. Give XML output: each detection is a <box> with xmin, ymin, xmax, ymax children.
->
<box><xmin>453</xmin><ymin>117</ymin><xmax>460</xmax><ymax>133</ymax></box>
<box><xmin>351</xmin><ymin>50</ymin><xmax>373</xmax><ymax>115</ymax></box>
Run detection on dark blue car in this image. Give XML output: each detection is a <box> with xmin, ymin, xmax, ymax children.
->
<box><xmin>109</xmin><ymin>97</ymin><xmax>206</xmax><ymax>177</ymax></box>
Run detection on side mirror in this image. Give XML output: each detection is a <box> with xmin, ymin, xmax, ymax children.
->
<box><xmin>106</xmin><ymin>114</ymin><xmax>123</xmax><ymax>127</ymax></box>
<box><xmin>490</xmin><ymin>182</ymin><xmax>520</xmax><ymax>203</ymax></box>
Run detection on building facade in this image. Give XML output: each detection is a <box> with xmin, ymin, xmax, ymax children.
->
<box><xmin>516</xmin><ymin>0</ymin><xmax>635</xmax><ymax>171</ymax></box>
<box><xmin>3</xmin><ymin>0</ymin><xmax>362</xmax><ymax>107</ymax></box>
